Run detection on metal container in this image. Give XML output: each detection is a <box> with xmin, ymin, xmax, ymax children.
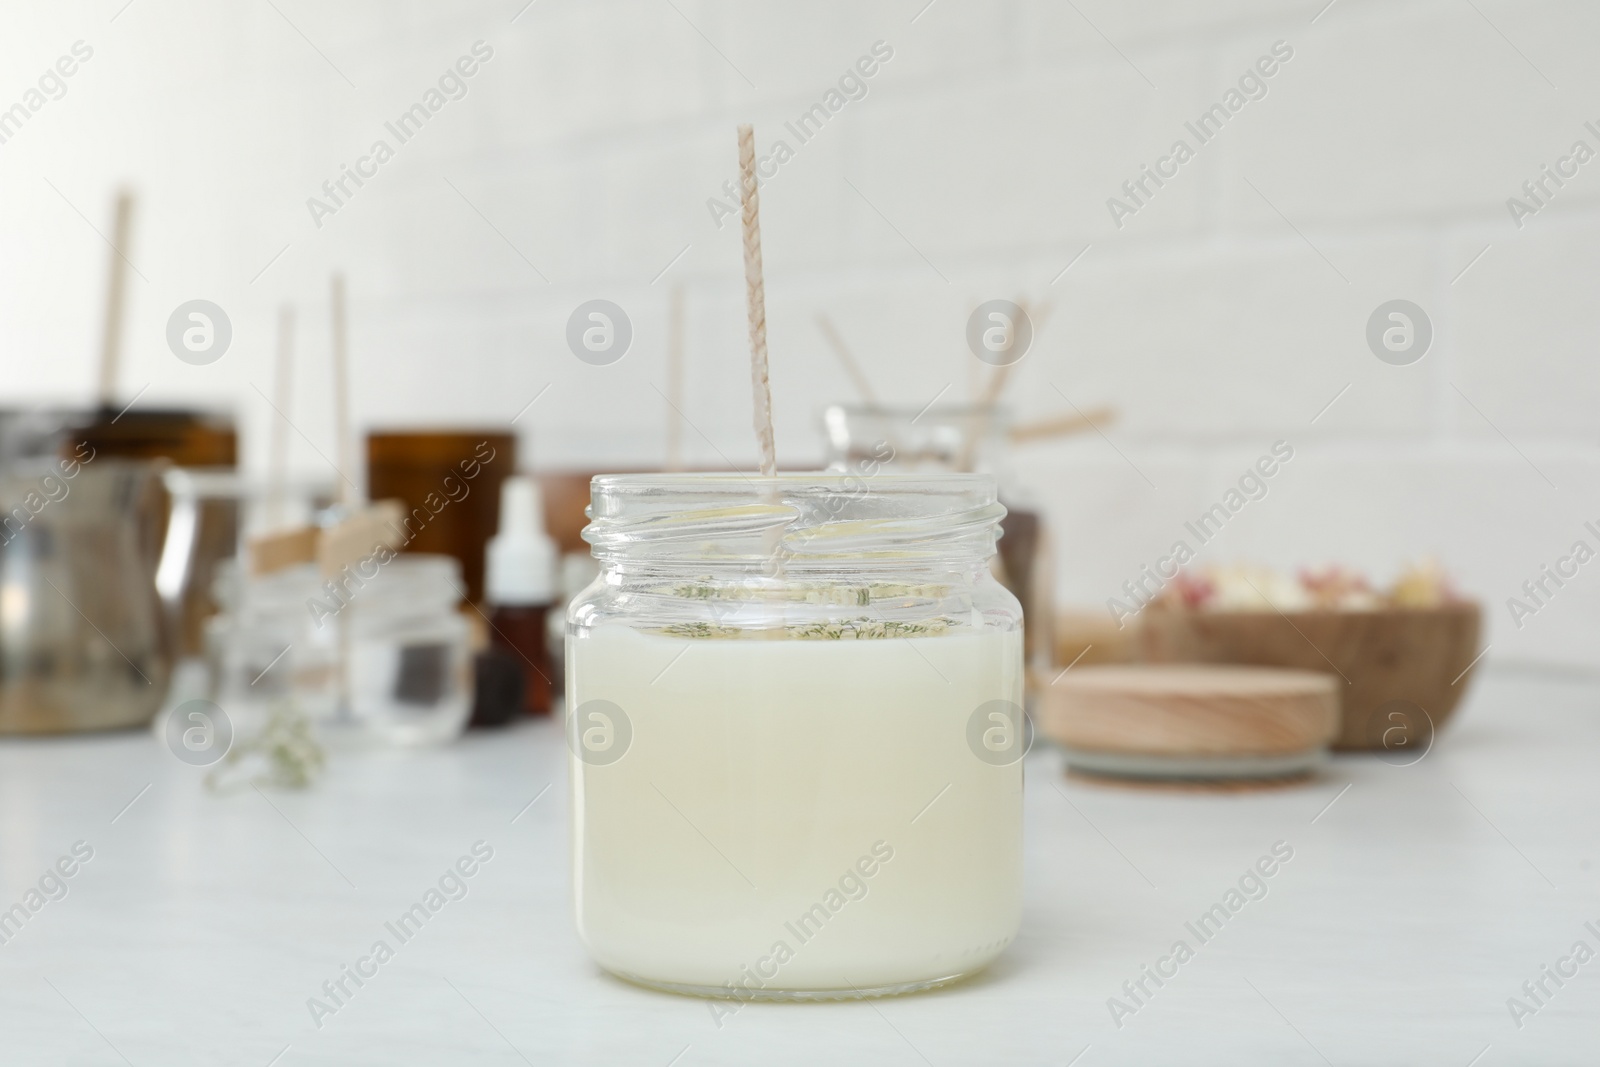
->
<box><xmin>156</xmin><ymin>467</ymin><xmax>243</xmax><ymax>658</ymax></box>
<box><xmin>68</xmin><ymin>407</ymin><xmax>239</xmax><ymax>660</ymax></box>
<box><xmin>0</xmin><ymin>458</ymin><xmax>174</xmax><ymax>733</ymax></box>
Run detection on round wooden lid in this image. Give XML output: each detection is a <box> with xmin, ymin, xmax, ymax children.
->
<box><xmin>1055</xmin><ymin>664</ymin><xmax>1337</xmax><ymax>697</ymax></box>
<box><xmin>1037</xmin><ymin>664</ymin><xmax>1340</xmax><ymax>757</ymax></box>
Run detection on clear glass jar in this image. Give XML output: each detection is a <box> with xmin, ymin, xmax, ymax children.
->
<box><xmin>566</xmin><ymin>473</ymin><xmax>1025</xmax><ymax>1000</ymax></box>
<box><xmin>822</xmin><ymin>403</ymin><xmax>1012</xmax><ymax>477</ymax></box>
<box><xmin>206</xmin><ymin>560</ymin><xmax>324</xmax><ymax>732</ymax></box>
<box><xmin>824</xmin><ymin>403</ymin><xmax>1053</xmax><ymax>677</ymax></box>
<box><xmin>207</xmin><ymin>554</ymin><xmax>471</xmax><ymax>745</ymax></box>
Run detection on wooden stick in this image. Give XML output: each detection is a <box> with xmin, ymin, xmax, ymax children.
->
<box><xmin>97</xmin><ymin>190</ymin><xmax>134</xmax><ymax>407</ymax></box>
<box><xmin>1009</xmin><ymin>406</ymin><xmax>1115</xmax><ymax>444</ymax></box>
<box><xmin>815</xmin><ymin>314</ymin><xmax>878</xmax><ymax>407</ymax></box>
<box><xmin>963</xmin><ymin>296</ymin><xmax>1054</xmax><ymax>469</ymax></box>
<box><xmin>330</xmin><ymin>274</ymin><xmax>354</xmax><ymax>506</ymax></box>
<box><xmin>738</xmin><ymin>125</ymin><xmax>777</xmax><ymax>478</ymax></box>
<box><xmin>978</xmin><ymin>298</ymin><xmax>1052</xmax><ymax>409</ymax></box>
<box><xmin>268</xmin><ymin>305</ymin><xmax>295</xmax><ymax>528</ymax></box>
<box><xmin>965</xmin><ymin>300</ymin><xmax>980</xmax><ymax>404</ymax></box>
<box><xmin>666</xmin><ymin>283</ymin><xmax>686</xmax><ymax>472</ymax></box>
<box><xmin>328</xmin><ymin>273</ymin><xmax>354</xmax><ymax>720</ymax></box>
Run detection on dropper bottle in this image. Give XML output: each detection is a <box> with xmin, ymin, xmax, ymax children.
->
<box><xmin>485</xmin><ymin>476</ymin><xmax>558</xmax><ymax>716</ymax></box>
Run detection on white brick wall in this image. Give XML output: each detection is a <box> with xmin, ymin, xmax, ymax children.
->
<box><xmin>1</xmin><ymin>0</ymin><xmax>1597</xmax><ymax>668</ymax></box>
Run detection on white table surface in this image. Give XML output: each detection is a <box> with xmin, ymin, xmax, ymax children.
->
<box><xmin>1</xmin><ymin>665</ymin><xmax>1596</xmax><ymax>1066</ymax></box>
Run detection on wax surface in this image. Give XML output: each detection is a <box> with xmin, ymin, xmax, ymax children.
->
<box><xmin>568</xmin><ymin>623</ymin><xmax>1024</xmax><ymax>994</ymax></box>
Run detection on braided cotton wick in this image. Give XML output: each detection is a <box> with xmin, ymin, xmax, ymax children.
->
<box><xmin>738</xmin><ymin>124</ymin><xmax>777</xmax><ymax>478</ymax></box>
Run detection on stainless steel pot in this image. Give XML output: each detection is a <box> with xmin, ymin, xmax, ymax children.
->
<box><xmin>0</xmin><ymin>457</ymin><xmax>174</xmax><ymax>733</ymax></box>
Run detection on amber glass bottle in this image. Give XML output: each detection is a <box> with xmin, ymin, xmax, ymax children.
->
<box><xmin>489</xmin><ymin>604</ymin><xmax>554</xmax><ymax>715</ymax></box>
<box><xmin>485</xmin><ymin>476</ymin><xmax>558</xmax><ymax>716</ymax></box>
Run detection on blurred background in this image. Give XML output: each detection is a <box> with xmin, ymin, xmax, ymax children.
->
<box><xmin>3</xmin><ymin>0</ymin><xmax>1597</xmax><ymax>669</ymax></box>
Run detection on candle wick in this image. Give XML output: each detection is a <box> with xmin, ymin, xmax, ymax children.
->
<box><xmin>738</xmin><ymin>125</ymin><xmax>777</xmax><ymax>480</ymax></box>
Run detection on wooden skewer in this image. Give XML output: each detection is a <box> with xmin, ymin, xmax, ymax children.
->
<box><xmin>327</xmin><ymin>273</ymin><xmax>356</xmax><ymax>718</ymax></box>
<box><xmin>978</xmin><ymin>361</ymin><xmax>1016</xmax><ymax>412</ymax></box>
<box><xmin>268</xmin><ymin>305</ymin><xmax>295</xmax><ymax>528</ymax></box>
<box><xmin>815</xmin><ymin>314</ymin><xmax>878</xmax><ymax>407</ymax></box>
<box><xmin>977</xmin><ymin>297</ymin><xmax>1052</xmax><ymax>409</ymax></box>
<box><xmin>330</xmin><ymin>273</ymin><xmax>355</xmax><ymax>506</ymax></box>
<box><xmin>97</xmin><ymin>190</ymin><xmax>134</xmax><ymax>408</ymax></box>
<box><xmin>1009</xmin><ymin>406</ymin><xmax>1116</xmax><ymax>444</ymax></box>
<box><xmin>961</xmin><ymin>296</ymin><xmax>1057</xmax><ymax>470</ymax></box>
<box><xmin>965</xmin><ymin>299</ymin><xmax>980</xmax><ymax>403</ymax></box>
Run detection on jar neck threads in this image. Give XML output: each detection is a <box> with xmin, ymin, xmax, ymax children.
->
<box><xmin>582</xmin><ymin>473</ymin><xmax>1006</xmax><ymax>577</ymax></box>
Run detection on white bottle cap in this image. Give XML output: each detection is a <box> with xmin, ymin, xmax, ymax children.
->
<box><xmin>486</xmin><ymin>476</ymin><xmax>557</xmax><ymax>604</ymax></box>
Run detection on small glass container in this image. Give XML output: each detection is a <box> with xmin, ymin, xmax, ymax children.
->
<box><xmin>208</xmin><ymin>554</ymin><xmax>471</xmax><ymax>745</ymax></box>
<box><xmin>206</xmin><ymin>561</ymin><xmax>326</xmax><ymax>732</ymax></box>
<box><xmin>566</xmin><ymin>473</ymin><xmax>1025</xmax><ymax>999</ymax></box>
<box><xmin>824</xmin><ymin>402</ymin><xmax>1055</xmax><ymax>678</ymax></box>
<box><xmin>822</xmin><ymin>403</ymin><xmax>1011</xmax><ymax>476</ymax></box>
<box><xmin>343</xmin><ymin>555</ymin><xmax>472</xmax><ymax>744</ymax></box>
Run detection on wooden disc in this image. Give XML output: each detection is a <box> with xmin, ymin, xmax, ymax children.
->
<box><xmin>1037</xmin><ymin>664</ymin><xmax>1339</xmax><ymax>757</ymax></box>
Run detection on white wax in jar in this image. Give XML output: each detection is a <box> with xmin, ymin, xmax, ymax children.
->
<box><xmin>569</xmin><ymin>623</ymin><xmax>1024</xmax><ymax>996</ymax></box>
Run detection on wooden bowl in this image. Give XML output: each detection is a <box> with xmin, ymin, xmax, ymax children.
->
<box><xmin>1037</xmin><ymin>664</ymin><xmax>1339</xmax><ymax>782</ymax></box>
<box><xmin>1134</xmin><ymin>602</ymin><xmax>1483</xmax><ymax>750</ymax></box>
<box><xmin>1053</xmin><ymin>608</ymin><xmax>1142</xmax><ymax>668</ymax></box>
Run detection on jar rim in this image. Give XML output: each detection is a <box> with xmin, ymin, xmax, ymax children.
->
<box><xmin>822</xmin><ymin>401</ymin><xmax>1014</xmax><ymax>419</ymax></box>
<box><xmin>583</xmin><ymin>471</ymin><xmax>1004</xmax><ymax>571</ymax></box>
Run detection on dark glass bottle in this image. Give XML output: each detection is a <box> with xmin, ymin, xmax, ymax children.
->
<box><xmin>490</xmin><ymin>604</ymin><xmax>555</xmax><ymax>716</ymax></box>
<box><xmin>484</xmin><ymin>476</ymin><xmax>559</xmax><ymax>718</ymax></box>
<box><xmin>469</xmin><ymin>647</ymin><xmax>525</xmax><ymax>728</ymax></box>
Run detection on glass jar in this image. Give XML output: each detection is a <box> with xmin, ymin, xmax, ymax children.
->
<box><xmin>822</xmin><ymin>403</ymin><xmax>1012</xmax><ymax>477</ymax></box>
<box><xmin>206</xmin><ymin>560</ymin><xmax>325</xmax><ymax>733</ymax></box>
<box><xmin>823</xmin><ymin>403</ymin><xmax>1053</xmax><ymax>678</ymax></box>
<box><xmin>566</xmin><ymin>472</ymin><xmax>1025</xmax><ymax>1000</ymax></box>
<box><xmin>207</xmin><ymin>554</ymin><xmax>471</xmax><ymax>745</ymax></box>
